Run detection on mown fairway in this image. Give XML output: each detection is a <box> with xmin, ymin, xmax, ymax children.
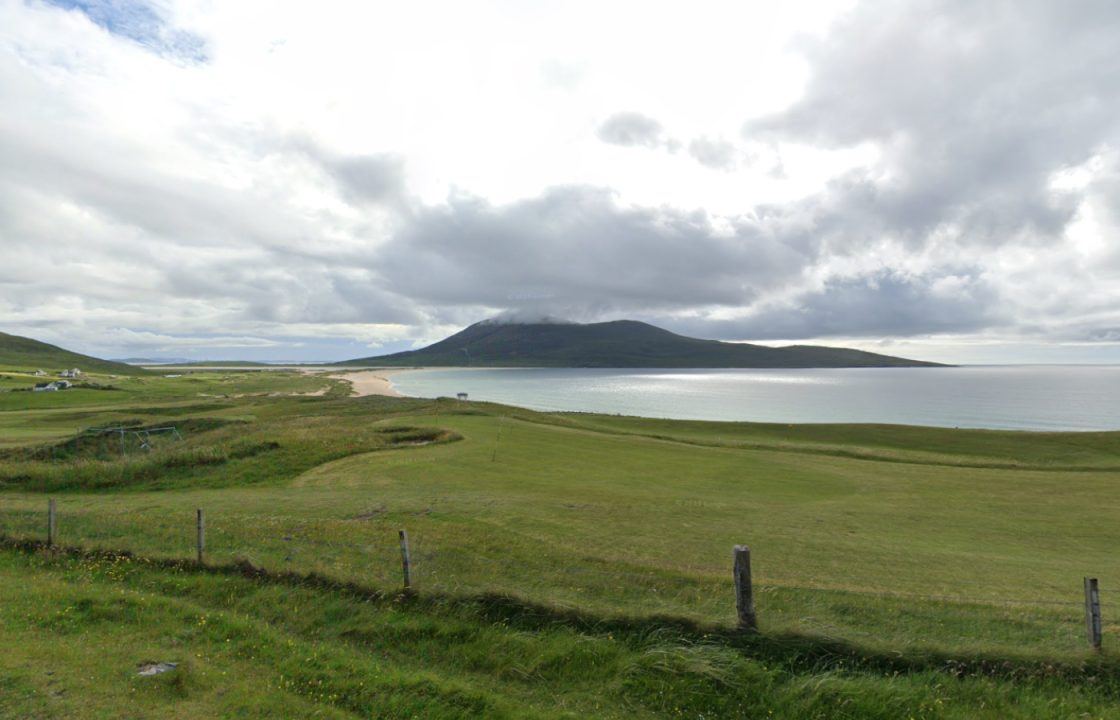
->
<box><xmin>2</xmin><ymin>366</ymin><xmax>1120</xmax><ymax>717</ymax></box>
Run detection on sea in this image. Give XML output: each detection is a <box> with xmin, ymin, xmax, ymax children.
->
<box><xmin>389</xmin><ymin>366</ymin><xmax>1120</xmax><ymax>431</ymax></box>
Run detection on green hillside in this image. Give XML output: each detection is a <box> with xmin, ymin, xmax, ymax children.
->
<box><xmin>345</xmin><ymin>319</ymin><xmax>942</xmax><ymax>368</ymax></box>
<box><xmin>0</xmin><ymin>331</ymin><xmax>146</xmax><ymax>375</ymax></box>
<box><xmin>1</xmin><ymin>373</ymin><xmax>1119</xmax><ymax>717</ymax></box>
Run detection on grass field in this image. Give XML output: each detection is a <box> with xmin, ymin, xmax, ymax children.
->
<box><xmin>2</xmin><ymin>365</ymin><xmax>1120</xmax><ymax>717</ymax></box>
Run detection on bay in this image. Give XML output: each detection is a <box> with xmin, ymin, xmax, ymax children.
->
<box><xmin>390</xmin><ymin>366</ymin><xmax>1120</xmax><ymax>431</ymax></box>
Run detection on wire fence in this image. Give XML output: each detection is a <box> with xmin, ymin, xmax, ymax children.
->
<box><xmin>0</xmin><ymin>498</ymin><xmax>1103</xmax><ymax>656</ymax></box>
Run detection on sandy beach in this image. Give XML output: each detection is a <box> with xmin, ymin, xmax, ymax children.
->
<box><xmin>329</xmin><ymin>369</ymin><xmax>408</xmax><ymax>397</ymax></box>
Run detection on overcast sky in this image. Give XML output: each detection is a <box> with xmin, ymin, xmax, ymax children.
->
<box><xmin>1</xmin><ymin>0</ymin><xmax>1118</xmax><ymax>363</ymax></box>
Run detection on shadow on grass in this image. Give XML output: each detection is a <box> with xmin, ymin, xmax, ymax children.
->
<box><xmin>3</xmin><ymin>535</ymin><xmax>1115</xmax><ymax>694</ymax></box>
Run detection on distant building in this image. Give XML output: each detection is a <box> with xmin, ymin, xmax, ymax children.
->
<box><xmin>60</xmin><ymin>368</ymin><xmax>81</xmax><ymax>378</ymax></box>
<box><xmin>456</xmin><ymin>392</ymin><xmax>468</xmax><ymax>401</ymax></box>
<box><xmin>33</xmin><ymin>369</ymin><xmax>46</xmax><ymax>376</ymax></box>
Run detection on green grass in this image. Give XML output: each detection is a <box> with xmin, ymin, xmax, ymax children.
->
<box><xmin>3</xmin><ymin>546</ymin><xmax>1119</xmax><ymax>719</ymax></box>
<box><xmin>558</xmin><ymin>413</ymin><xmax>1120</xmax><ymax>470</ymax></box>
<box><xmin>1</xmin><ymin>369</ymin><xmax>1119</xmax><ymax>716</ymax></box>
<box><xmin>0</xmin><ymin>368</ymin><xmax>348</xmax><ymax>446</ymax></box>
<box><xmin>0</xmin><ymin>331</ymin><xmax>145</xmax><ymax>375</ymax></box>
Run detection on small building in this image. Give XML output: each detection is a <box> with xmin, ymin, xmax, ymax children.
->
<box><xmin>33</xmin><ymin>380</ymin><xmax>70</xmax><ymax>392</ymax></box>
<box><xmin>456</xmin><ymin>392</ymin><xmax>468</xmax><ymax>401</ymax></box>
<box><xmin>33</xmin><ymin>369</ymin><xmax>46</xmax><ymax>377</ymax></box>
<box><xmin>60</xmin><ymin>368</ymin><xmax>81</xmax><ymax>378</ymax></box>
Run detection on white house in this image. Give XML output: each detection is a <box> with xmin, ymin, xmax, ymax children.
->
<box><xmin>32</xmin><ymin>380</ymin><xmax>71</xmax><ymax>392</ymax></box>
<box><xmin>60</xmin><ymin>368</ymin><xmax>81</xmax><ymax>378</ymax></box>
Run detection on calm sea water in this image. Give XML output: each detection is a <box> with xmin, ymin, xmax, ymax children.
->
<box><xmin>390</xmin><ymin>366</ymin><xmax>1120</xmax><ymax>431</ymax></box>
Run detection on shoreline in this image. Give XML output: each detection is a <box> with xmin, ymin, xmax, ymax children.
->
<box><xmin>327</xmin><ymin>368</ymin><xmax>410</xmax><ymax>397</ymax></box>
<box><xmin>138</xmin><ymin>364</ymin><xmax>421</xmax><ymax>398</ymax></box>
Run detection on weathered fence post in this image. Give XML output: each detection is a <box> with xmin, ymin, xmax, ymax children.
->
<box><xmin>399</xmin><ymin>529</ymin><xmax>412</xmax><ymax>591</ymax></box>
<box><xmin>733</xmin><ymin>545</ymin><xmax>757</xmax><ymax>630</ymax></box>
<box><xmin>1085</xmin><ymin>577</ymin><xmax>1102</xmax><ymax>651</ymax></box>
<box><xmin>196</xmin><ymin>509</ymin><xmax>205</xmax><ymax>565</ymax></box>
<box><xmin>47</xmin><ymin>498</ymin><xmax>57</xmax><ymax>548</ymax></box>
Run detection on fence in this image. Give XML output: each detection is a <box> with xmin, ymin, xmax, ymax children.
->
<box><xmin>5</xmin><ymin>498</ymin><xmax>1107</xmax><ymax>654</ymax></box>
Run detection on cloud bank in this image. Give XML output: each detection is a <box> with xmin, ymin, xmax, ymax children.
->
<box><xmin>0</xmin><ymin>0</ymin><xmax>1118</xmax><ymax>362</ymax></box>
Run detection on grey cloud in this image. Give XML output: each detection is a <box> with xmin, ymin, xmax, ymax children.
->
<box><xmin>377</xmin><ymin>185</ymin><xmax>812</xmax><ymax>316</ymax></box>
<box><xmin>483</xmin><ymin>310</ymin><xmax>575</xmax><ymax>325</ymax></box>
<box><xmin>0</xmin><ymin>89</ymin><xmax>307</xmax><ymax>253</ymax></box>
<box><xmin>292</xmin><ymin>139</ymin><xmax>406</xmax><ymax>205</ymax></box>
<box><xmin>688</xmin><ymin>136</ymin><xmax>738</xmax><ymax>170</ymax></box>
<box><xmin>327</xmin><ymin>155</ymin><xmax>404</xmax><ymax>204</ymax></box>
<box><xmin>746</xmin><ymin>0</ymin><xmax>1120</xmax><ymax>248</ymax></box>
<box><xmin>0</xmin><ymin>146</ymin><xmax>413</xmax><ymax>341</ymax></box>
<box><xmin>659</xmin><ymin>270</ymin><xmax>1006</xmax><ymax>341</ymax></box>
<box><xmin>597</xmin><ymin>112</ymin><xmax>668</xmax><ymax>149</ymax></box>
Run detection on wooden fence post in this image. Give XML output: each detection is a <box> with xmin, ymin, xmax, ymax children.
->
<box><xmin>734</xmin><ymin>545</ymin><xmax>757</xmax><ymax>630</ymax></box>
<box><xmin>47</xmin><ymin>498</ymin><xmax>57</xmax><ymax>548</ymax></box>
<box><xmin>1085</xmin><ymin>577</ymin><xmax>1102</xmax><ymax>651</ymax></box>
<box><xmin>399</xmin><ymin>529</ymin><xmax>412</xmax><ymax>591</ymax></box>
<box><xmin>196</xmin><ymin>509</ymin><xmax>205</xmax><ymax>565</ymax></box>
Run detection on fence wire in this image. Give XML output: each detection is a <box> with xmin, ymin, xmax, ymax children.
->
<box><xmin>0</xmin><ymin>500</ymin><xmax>1102</xmax><ymax>655</ymax></box>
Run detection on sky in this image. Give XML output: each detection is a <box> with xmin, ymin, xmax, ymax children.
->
<box><xmin>1</xmin><ymin>0</ymin><xmax>1118</xmax><ymax>364</ymax></box>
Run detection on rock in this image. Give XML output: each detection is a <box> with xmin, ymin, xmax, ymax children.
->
<box><xmin>136</xmin><ymin>662</ymin><xmax>178</xmax><ymax>676</ymax></box>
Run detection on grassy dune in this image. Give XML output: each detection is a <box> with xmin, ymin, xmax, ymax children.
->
<box><xmin>2</xmin><ymin>367</ymin><xmax>1120</xmax><ymax>717</ymax></box>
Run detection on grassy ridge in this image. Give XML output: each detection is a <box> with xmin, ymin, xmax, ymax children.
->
<box><xmin>2</xmin><ymin>368</ymin><xmax>1120</xmax><ymax>716</ymax></box>
<box><xmin>0</xmin><ymin>331</ymin><xmax>145</xmax><ymax>375</ymax></box>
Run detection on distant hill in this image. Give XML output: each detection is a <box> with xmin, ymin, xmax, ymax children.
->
<box><xmin>0</xmin><ymin>332</ymin><xmax>146</xmax><ymax>375</ymax></box>
<box><xmin>112</xmin><ymin>356</ymin><xmax>193</xmax><ymax>365</ymax></box>
<box><xmin>343</xmin><ymin>319</ymin><xmax>944</xmax><ymax>368</ymax></box>
<box><xmin>203</xmin><ymin>361</ymin><xmax>275</xmax><ymax>367</ymax></box>
<box><xmin>154</xmin><ymin>361</ymin><xmax>274</xmax><ymax>368</ymax></box>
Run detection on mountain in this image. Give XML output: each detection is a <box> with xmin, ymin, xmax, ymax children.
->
<box><xmin>343</xmin><ymin>319</ymin><xmax>944</xmax><ymax>368</ymax></box>
<box><xmin>0</xmin><ymin>332</ymin><xmax>146</xmax><ymax>375</ymax></box>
